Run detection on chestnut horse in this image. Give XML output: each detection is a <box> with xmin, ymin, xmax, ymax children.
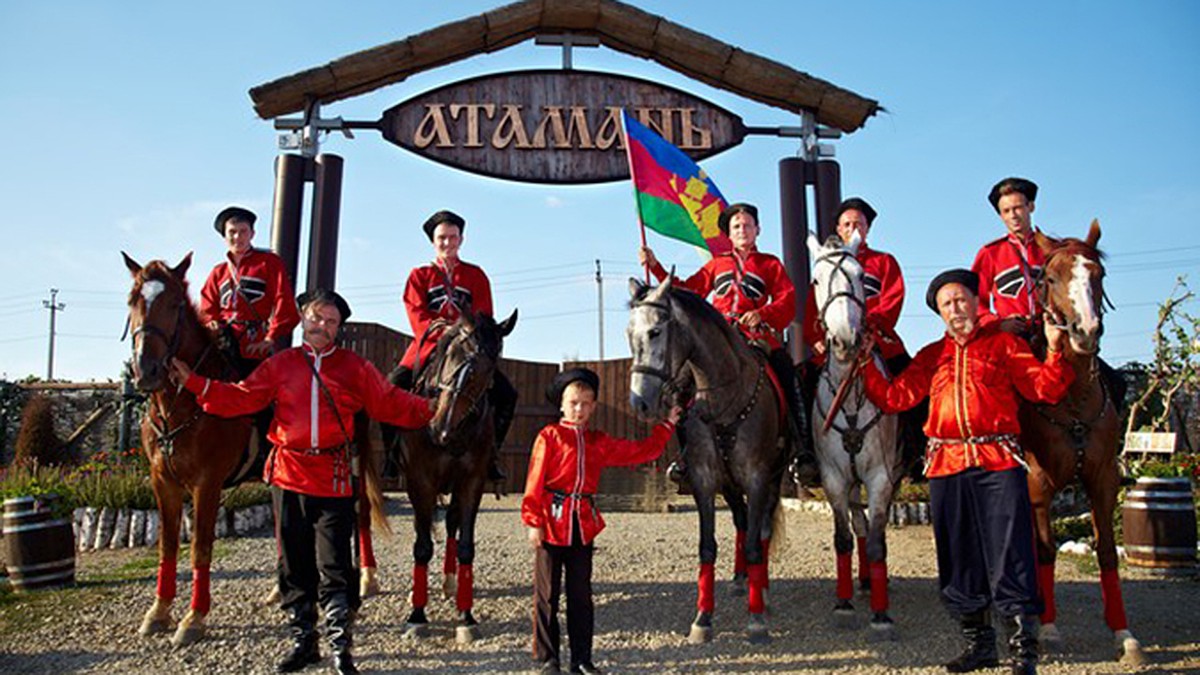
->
<box><xmin>123</xmin><ymin>253</ymin><xmax>386</xmax><ymax>645</ymax></box>
<box><xmin>388</xmin><ymin>309</ymin><xmax>517</xmax><ymax>644</ymax></box>
<box><xmin>1019</xmin><ymin>221</ymin><xmax>1144</xmax><ymax>665</ymax></box>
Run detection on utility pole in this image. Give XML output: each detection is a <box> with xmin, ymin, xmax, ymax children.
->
<box><xmin>43</xmin><ymin>288</ymin><xmax>65</xmax><ymax>380</ymax></box>
<box><xmin>595</xmin><ymin>259</ymin><xmax>604</xmax><ymax>361</ymax></box>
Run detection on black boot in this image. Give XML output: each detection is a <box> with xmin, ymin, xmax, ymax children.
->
<box><xmin>944</xmin><ymin>610</ymin><xmax>999</xmax><ymax>673</ymax></box>
<box><xmin>277</xmin><ymin>604</ymin><xmax>321</xmax><ymax>673</ymax></box>
<box><xmin>326</xmin><ymin>600</ymin><xmax>359</xmax><ymax>675</ymax></box>
<box><xmin>1008</xmin><ymin>614</ymin><xmax>1039</xmax><ymax>675</ymax></box>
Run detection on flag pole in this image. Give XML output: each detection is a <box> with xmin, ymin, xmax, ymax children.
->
<box><xmin>621</xmin><ymin>109</ymin><xmax>651</xmax><ymax>284</ymax></box>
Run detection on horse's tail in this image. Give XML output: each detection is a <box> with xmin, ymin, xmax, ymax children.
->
<box><xmin>356</xmin><ymin>413</ymin><xmax>392</xmax><ymax>537</ymax></box>
<box><xmin>769</xmin><ymin>489</ymin><xmax>789</xmax><ymax>564</ymax></box>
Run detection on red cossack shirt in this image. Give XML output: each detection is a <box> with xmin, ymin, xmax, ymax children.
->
<box><xmin>803</xmin><ymin>244</ymin><xmax>907</xmax><ymax>362</ymax></box>
<box><xmin>971</xmin><ymin>231</ymin><xmax>1047</xmax><ymax>324</ymax></box>
<box><xmin>650</xmin><ymin>249</ymin><xmax>796</xmax><ymax>350</ymax></box>
<box><xmin>186</xmin><ymin>344</ymin><xmax>433</xmax><ymax>497</ymax></box>
<box><xmin>862</xmin><ymin>323</ymin><xmax>1073</xmax><ymax>478</ymax></box>
<box><xmin>198</xmin><ymin>249</ymin><xmax>300</xmax><ymax>360</ymax></box>
<box><xmin>521</xmin><ymin>420</ymin><xmax>675</xmax><ymax>546</ymax></box>
<box><xmin>400</xmin><ymin>259</ymin><xmax>493</xmax><ymax>369</ymax></box>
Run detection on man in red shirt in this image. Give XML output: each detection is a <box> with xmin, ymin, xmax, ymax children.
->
<box><xmin>198</xmin><ymin>206</ymin><xmax>300</xmax><ymax>378</ymax></box>
<box><xmin>639</xmin><ymin>202</ymin><xmax>802</xmax><ymax>482</ymax></box>
<box><xmin>862</xmin><ymin>269</ymin><xmax>1072</xmax><ymax>675</ymax></box>
<box><xmin>174</xmin><ymin>290</ymin><xmax>435</xmax><ymax>675</ymax></box>
<box><xmin>392</xmin><ymin>210</ymin><xmax>516</xmax><ymax>485</ymax></box>
<box><xmin>522</xmin><ymin>368</ymin><xmax>681</xmax><ymax>674</ymax></box>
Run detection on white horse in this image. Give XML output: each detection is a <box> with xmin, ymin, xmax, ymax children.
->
<box><xmin>807</xmin><ymin>232</ymin><xmax>901</xmax><ymax>640</ymax></box>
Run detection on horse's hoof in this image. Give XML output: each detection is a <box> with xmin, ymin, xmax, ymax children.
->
<box><xmin>833</xmin><ymin>607</ymin><xmax>856</xmax><ymax>629</ymax></box>
<box><xmin>687</xmin><ymin>623</ymin><xmax>713</xmax><ymax>644</ymax></box>
<box><xmin>858</xmin><ymin>578</ymin><xmax>871</xmax><ymax>596</ymax></box>
<box><xmin>403</xmin><ymin>622</ymin><xmax>429</xmax><ymax>639</ymax></box>
<box><xmin>746</xmin><ymin>616</ymin><xmax>770</xmax><ymax>645</ymax></box>
<box><xmin>171</xmin><ymin>624</ymin><xmax>205</xmax><ymax>647</ymax></box>
<box><xmin>1115</xmin><ymin>630</ymin><xmax>1147</xmax><ymax>666</ymax></box>
<box><xmin>443</xmin><ymin>574</ymin><xmax>457</xmax><ymax>600</ymax></box>
<box><xmin>138</xmin><ymin>617</ymin><xmax>172</xmax><ymax>637</ymax></box>
<box><xmin>1039</xmin><ymin>622</ymin><xmax>1062</xmax><ymax>651</ymax></box>
<box><xmin>868</xmin><ymin>615</ymin><xmax>896</xmax><ymax>642</ymax></box>
<box><xmin>258</xmin><ymin>585</ymin><xmax>282</xmax><ymax>609</ymax></box>
<box><xmin>456</xmin><ymin>624</ymin><xmax>480</xmax><ymax>644</ymax></box>
<box><xmin>360</xmin><ymin>567</ymin><xmax>380</xmax><ymax>599</ymax></box>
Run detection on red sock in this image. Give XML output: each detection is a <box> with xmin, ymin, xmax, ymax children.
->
<box><xmin>857</xmin><ymin>536</ymin><xmax>869</xmax><ymax>585</ymax></box>
<box><xmin>190</xmin><ymin>565</ymin><xmax>211</xmax><ymax>615</ymax></box>
<box><xmin>869</xmin><ymin>560</ymin><xmax>888</xmax><ymax>613</ymax></box>
<box><xmin>412</xmin><ymin>563</ymin><xmax>429</xmax><ymax>609</ymax></box>
<box><xmin>359</xmin><ymin>527</ymin><xmax>376</xmax><ymax>569</ymax></box>
<box><xmin>156</xmin><ymin>557</ymin><xmax>177</xmax><ymax>601</ymax></box>
<box><xmin>1100</xmin><ymin>568</ymin><xmax>1128</xmax><ymax>632</ymax></box>
<box><xmin>1038</xmin><ymin>563</ymin><xmax>1057</xmax><ymax>624</ymax></box>
<box><xmin>444</xmin><ymin>537</ymin><xmax>458</xmax><ymax>576</ymax></box>
<box><xmin>836</xmin><ymin>552</ymin><xmax>853</xmax><ymax>600</ymax></box>
<box><xmin>456</xmin><ymin>563</ymin><xmax>474</xmax><ymax>612</ymax></box>
<box><xmin>697</xmin><ymin>562</ymin><xmax>715</xmax><ymax>613</ymax></box>
<box><xmin>747</xmin><ymin>563</ymin><xmax>767</xmax><ymax>615</ymax></box>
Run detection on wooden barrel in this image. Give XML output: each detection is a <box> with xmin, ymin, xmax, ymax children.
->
<box><xmin>2</xmin><ymin>495</ymin><xmax>76</xmax><ymax>592</ymax></box>
<box><xmin>1122</xmin><ymin>477</ymin><xmax>1198</xmax><ymax>569</ymax></box>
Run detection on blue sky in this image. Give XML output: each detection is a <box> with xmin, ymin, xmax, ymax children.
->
<box><xmin>1</xmin><ymin>1</ymin><xmax>1197</xmax><ymax>381</ymax></box>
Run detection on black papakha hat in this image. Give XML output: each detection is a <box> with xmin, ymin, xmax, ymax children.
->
<box><xmin>297</xmin><ymin>288</ymin><xmax>352</xmax><ymax>322</ymax></box>
<box><xmin>717</xmin><ymin>202</ymin><xmax>759</xmax><ymax>235</ymax></box>
<box><xmin>926</xmin><ymin>269</ymin><xmax>979</xmax><ymax>313</ymax></box>
<box><xmin>836</xmin><ymin>197</ymin><xmax>877</xmax><ymax>226</ymax></box>
<box><xmin>213</xmin><ymin>206</ymin><xmax>256</xmax><ymax>235</ymax></box>
<box><xmin>422</xmin><ymin>210</ymin><xmax>466</xmax><ymax>241</ymax></box>
<box><xmin>987</xmin><ymin>177</ymin><xmax>1038</xmax><ymax>211</ymax></box>
<box><xmin>546</xmin><ymin>367</ymin><xmax>600</xmax><ymax>406</ymax></box>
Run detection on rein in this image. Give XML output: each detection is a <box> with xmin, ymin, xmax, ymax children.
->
<box><xmin>629</xmin><ymin>297</ymin><xmax>747</xmax><ymax>408</ymax></box>
<box><xmin>419</xmin><ymin>324</ymin><xmax>495</xmax><ymax>444</ymax></box>
<box><xmin>814</xmin><ymin>248</ymin><xmax>867</xmax><ymax>335</ymax></box>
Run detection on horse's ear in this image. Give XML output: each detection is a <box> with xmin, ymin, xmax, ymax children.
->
<box><xmin>1033</xmin><ymin>230</ymin><xmax>1057</xmax><ymax>256</ymax></box>
<box><xmin>122</xmin><ymin>251</ymin><xmax>142</xmax><ymax>276</ymax></box>
<box><xmin>662</xmin><ymin>267</ymin><xmax>675</xmax><ymax>294</ymax></box>
<box><xmin>172</xmin><ymin>252</ymin><xmax>193</xmax><ymax>280</ymax></box>
<box><xmin>806</xmin><ymin>232</ymin><xmax>822</xmax><ymax>260</ymax></box>
<box><xmin>846</xmin><ymin>230</ymin><xmax>863</xmax><ymax>256</ymax></box>
<box><xmin>1086</xmin><ymin>219</ymin><xmax>1101</xmax><ymax>248</ymax></box>
<box><xmin>629</xmin><ymin>277</ymin><xmax>647</xmax><ymax>299</ymax></box>
<box><xmin>497</xmin><ymin>309</ymin><xmax>518</xmax><ymax>337</ymax></box>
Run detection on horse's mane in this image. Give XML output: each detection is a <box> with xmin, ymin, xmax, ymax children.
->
<box><xmin>1049</xmin><ymin>237</ymin><xmax>1106</xmax><ymax>263</ymax></box>
<box><xmin>129</xmin><ymin>260</ymin><xmax>208</xmax><ymax>340</ymax></box>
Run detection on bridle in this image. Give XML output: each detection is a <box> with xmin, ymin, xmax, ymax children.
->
<box><xmin>813</xmin><ymin>248</ymin><xmax>867</xmax><ymax>342</ymax></box>
<box><xmin>126</xmin><ymin>294</ymin><xmax>188</xmax><ymax>376</ymax></box>
<box><xmin>1035</xmin><ymin>246</ymin><xmax>1114</xmax><ymax>354</ymax></box>
<box><xmin>422</xmin><ymin>326</ymin><xmax>496</xmax><ymax>443</ymax></box>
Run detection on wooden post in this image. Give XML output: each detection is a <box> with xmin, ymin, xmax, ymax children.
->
<box><xmin>307</xmin><ymin>153</ymin><xmax>344</xmax><ymax>292</ymax></box>
<box><xmin>779</xmin><ymin>157</ymin><xmax>811</xmax><ymax>365</ymax></box>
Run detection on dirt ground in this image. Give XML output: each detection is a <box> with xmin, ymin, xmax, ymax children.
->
<box><xmin>1</xmin><ymin>494</ymin><xmax>1197</xmax><ymax>674</ymax></box>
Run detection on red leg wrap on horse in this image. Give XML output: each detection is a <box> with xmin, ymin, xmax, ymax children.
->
<box><xmin>359</xmin><ymin>527</ymin><xmax>376</xmax><ymax>569</ymax></box>
<box><xmin>190</xmin><ymin>565</ymin><xmax>211</xmax><ymax>614</ymax></box>
<box><xmin>761</xmin><ymin>538</ymin><xmax>771</xmax><ymax>589</ymax></box>
<box><xmin>747</xmin><ymin>563</ymin><xmax>767</xmax><ymax>615</ymax></box>
<box><xmin>157</xmin><ymin>557</ymin><xmax>177</xmax><ymax>601</ymax></box>
<box><xmin>412</xmin><ymin>563</ymin><xmax>429</xmax><ymax>609</ymax></box>
<box><xmin>734</xmin><ymin>531</ymin><xmax>747</xmax><ymax>576</ymax></box>
<box><xmin>697</xmin><ymin>562</ymin><xmax>715</xmax><ymax>613</ymax></box>
<box><xmin>869</xmin><ymin>560</ymin><xmax>888</xmax><ymax>613</ymax></box>
<box><xmin>456</xmin><ymin>563</ymin><xmax>474</xmax><ymax>612</ymax></box>
<box><xmin>1038</xmin><ymin>563</ymin><xmax>1057</xmax><ymax>624</ymax></box>
<box><xmin>836</xmin><ymin>552</ymin><xmax>853</xmax><ymax>601</ymax></box>
<box><xmin>857</xmin><ymin>536</ymin><xmax>869</xmax><ymax>583</ymax></box>
<box><xmin>1100</xmin><ymin>567</ymin><xmax>1128</xmax><ymax>632</ymax></box>
<box><xmin>444</xmin><ymin>537</ymin><xmax>458</xmax><ymax>576</ymax></box>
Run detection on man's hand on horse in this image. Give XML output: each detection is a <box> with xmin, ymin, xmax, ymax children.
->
<box><xmin>666</xmin><ymin>405</ymin><xmax>683</xmax><ymax>426</ymax></box>
<box><xmin>527</xmin><ymin>526</ymin><xmax>543</xmax><ymax>549</ymax></box>
<box><xmin>245</xmin><ymin>339</ymin><xmax>273</xmax><ymax>358</ymax></box>
<box><xmin>738</xmin><ymin>310</ymin><xmax>763</xmax><ymax>328</ymax></box>
<box><xmin>170</xmin><ymin>357</ymin><xmax>193</xmax><ymax>385</ymax></box>
<box><xmin>1043</xmin><ymin>315</ymin><xmax>1068</xmax><ymax>354</ymax></box>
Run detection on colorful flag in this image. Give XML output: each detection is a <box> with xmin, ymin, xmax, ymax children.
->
<box><xmin>622</xmin><ymin>110</ymin><xmax>731</xmax><ymax>255</ymax></box>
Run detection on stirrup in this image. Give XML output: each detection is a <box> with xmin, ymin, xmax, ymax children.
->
<box><xmin>667</xmin><ymin>460</ymin><xmax>686</xmax><ymax>484</ymax></box>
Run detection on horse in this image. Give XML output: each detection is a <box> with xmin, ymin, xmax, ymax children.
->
<box><xmin>1019</xmin><ymin>220</ymin><xmax>1145</xmax><ymax>665</ymax></box>
<box><xmin>389</xmin><ymin>309</ymin><xmax>517</xmax><ymax>644</ymax></box>
<box><xmin>123</xmin><ymin>252</ymin><xmax>388</xmax><ymax>645</ymax></box>
<box><xmin>806</xmin><ymin>232</ymin><xmax>902</xmax><ymax>640</ymax></box>
<box><xmin>627</xmin><ymin>277</ymin><xmax>788</xmax><ymax>644</ymax></box>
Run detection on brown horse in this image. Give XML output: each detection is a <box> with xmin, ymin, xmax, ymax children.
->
<box><xmin>123</xmin><ymin>253</ymin><xmax>388</xmax><ymax>645</ymax></box>
<box><xmin>1019</xmin><ymin>221</ymin><xmax>1145</xmax><ymax>665</ymax></box>
<box><xmin>386</xmin><ymin>309</ymin><xmax>517</xmax><ymax>644</ymax></box>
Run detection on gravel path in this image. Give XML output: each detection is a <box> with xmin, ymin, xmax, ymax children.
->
<box><xmin>1</xmin><ymin>494</ymin><xmax>1197</xmax><ymax>674</ymax></box>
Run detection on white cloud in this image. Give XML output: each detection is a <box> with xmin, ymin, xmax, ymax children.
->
<box><xmin>544</xmin><ymin>196</ymin><xmax>565</xmax><ymax>209</ymax></box>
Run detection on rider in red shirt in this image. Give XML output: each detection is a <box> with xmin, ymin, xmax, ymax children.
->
<box><xmin>175</xmin><ymin>290</ymin><xmax>434</xmax><ymax>675</ymax></box>
<box><xmin>198</xmin><ymin>206</ymin><xmax>300</xmax><ymax>378</ymax></box>
<box><xmin>639</xmin><ymin>203</ymin><xmax>803</xmax><ymax>483</ymax></box>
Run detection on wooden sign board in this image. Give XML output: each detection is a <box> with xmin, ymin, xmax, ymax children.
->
<box><xmin>1123</xmin><ymin>432</ymin><xmax>1177</xmax><ymax>454</ymax></box>
<box><xmin>379</xmin><ymin>70</ymin><xmax>747</xmax><ymax>184</ymax></box>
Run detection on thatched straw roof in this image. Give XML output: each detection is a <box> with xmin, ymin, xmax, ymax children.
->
<box><xmin>248</xmin><ymin>0</ymin><xmax>880</xmax><ymax>132</ymax></box>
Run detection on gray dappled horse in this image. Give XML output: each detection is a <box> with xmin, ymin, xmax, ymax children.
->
<box><xmin>807</xmin><ymin>233</ymin><xmax>901</xmax><ymax>640</ymax></box>
<box><xmin>627</xmin><ymin>277</ymin><xmax>787</xmax><ymax>645</ymax></box>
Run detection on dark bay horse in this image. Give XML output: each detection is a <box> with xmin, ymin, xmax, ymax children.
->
<box><xmin>124</xmin><ymin>253</ymin><xmax>388</xmax><ymax>645</ymax></box>
<box><xmin>627</xmin><ymin>277</ymin><xmax>787</xmax><ymax>644</ymax></box>
<box><xmin>1019</xmin><ymin>221</ymin><xmax>1145</xmax><ymax>665</ymax></box>
<box><xmin>391</xmin><ymin>309</ymin><xmax>517</xmax><ymax>644</ymax></box>
<box><xmin>806</xmin><ymin>233</ymin><xmax>901</xmax><ymax>639</ymax></box>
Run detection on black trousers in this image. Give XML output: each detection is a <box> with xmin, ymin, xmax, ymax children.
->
<box><xmin>272</xmin><ymin>486</ymin><xmax>360</xmax><ymax>617</ymax></box>
<box><xmin>930</xmin><ymin>468</ymin><xmax>1041</xmax><ymax>618</ymax></box>
<box><xmin>533</xmin><ymin>521</ymin><xmax>594</xmax><ymax>667</ymax></box>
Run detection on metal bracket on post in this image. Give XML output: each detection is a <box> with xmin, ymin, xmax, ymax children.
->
<box><xmin>743</xmin><ymin>113</ymin><xmax>841</xmax><ymax>161</ymax></box>
<box><xmin>535</xmin><ymin>33</ymin><xmax>600</xmax><ymax>70</ymax></box>
<box><xmin>274</xmin><ymin>100</ymin><xmax>372</xmax><ymax>158</ymax></box>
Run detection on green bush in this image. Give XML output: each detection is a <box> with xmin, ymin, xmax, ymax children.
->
<box><xmin>222</xmin><ymin>483</ymin><xmax>272</xmax><ymax>510</ymax></box>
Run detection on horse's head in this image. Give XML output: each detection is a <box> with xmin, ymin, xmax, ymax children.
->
<box><xmin>807</xmin><ymin>231</ymin><xmax>866</xmax><ymax>362</ymax></box>
<box><xmin>1035</xmin><ymin>219</ymin><xmax>1107</xmax><ymax>355</ymax></box>
<box><xmin>123</xmin><ymin>252</ymin><xmax>194</xmax><ymax>392</ymax></box>
<box><xmin>424</xmin><ymin>309</ymin><xmax>517</xmax><ymax>445</ymax></box>
<box><xmin>627</xmin><ymin>276</ymin><xmax>690</xmax><ymax>418</ymax></box>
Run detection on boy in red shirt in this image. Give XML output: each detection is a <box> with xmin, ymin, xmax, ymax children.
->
<box><xmin>522</xmin><ymin>368</ymin><xmax>681</xmax><ymax>675</ymax></box>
